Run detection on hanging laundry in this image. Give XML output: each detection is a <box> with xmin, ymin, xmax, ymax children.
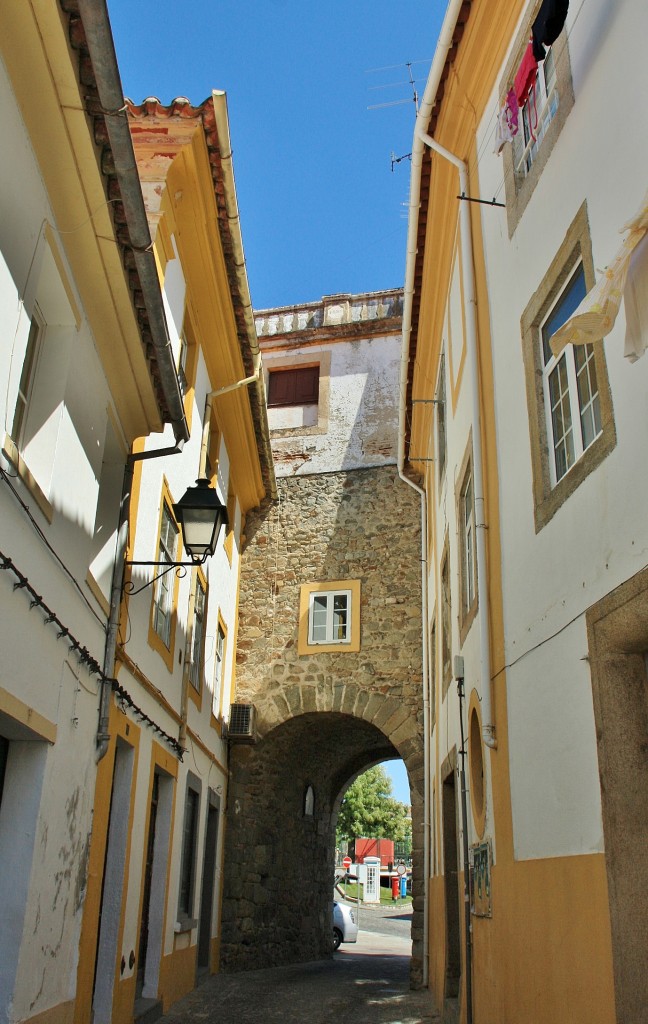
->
<box><xmin>514</xmin><ymin>42</ymin><xmax>538</xmax><ymax>107</ymax></box>
<box><xmin>494</xmin><ymin>108</ymin><xmax>514</xmax><ymax>153</ymax></box>
<box><xmin>550</xmin><ymin>186</ymin><xmax>648</xmax><ymax>362</ymax></box>
<box><xmin>493</xmin><ymin>89</ymin><xmax>519</xmax><ymax>154</ymax></box>
<box><xmin>505</xmin><ymin>88</ymin><xmax>519</xmax><ymax>134</ymax></box>
<box><xmin>532</xmin><ymin>0</ymin><xmax>569</xmax><ymax>62</ymax></box>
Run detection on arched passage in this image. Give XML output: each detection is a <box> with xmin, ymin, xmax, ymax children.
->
<box><xmin>220</xmin><ymin>711</ymin><xmax>424</xmax><ymax>982</ymax></box>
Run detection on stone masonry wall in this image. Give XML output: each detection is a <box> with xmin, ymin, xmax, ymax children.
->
<box><xmin>221</xmin><ymin>465</ymin><xmax>425</xmax><ymax>980</ymax></box>
<box><xmin>236</xmin><ymin>465</ymin><xmax>422</xmax><ymax>731</ymax></box>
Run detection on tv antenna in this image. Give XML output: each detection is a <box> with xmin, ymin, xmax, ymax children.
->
<box><xmin>366</xmin><ymin>58</ymin><xmax>430</xmax><ymax>114</ymax></box>
<box><xmin>366</xmin><ymin>58</ymin><xmax>430</xmax><ymax>171</ymax></box>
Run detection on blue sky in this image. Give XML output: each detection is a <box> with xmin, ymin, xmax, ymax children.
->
<box><xmin>107</xmin><ymin>0</ymin><xmax>444</xmax><ymax>310</ymax></box>
<box><xmin>383</xmin><ymin>759</ymin><xmax>411</xmax><ymax>804</ymax></box>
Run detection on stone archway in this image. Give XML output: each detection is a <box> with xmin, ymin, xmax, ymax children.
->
<box><xmin>220</xmin><ymin>709</ymin><xmax>424</xmax><ymax>983</ymax></box>
<box><xmin>226</xmin><ymin>466</ymin><xmax>424</xmax><ymax>981</ymax></box>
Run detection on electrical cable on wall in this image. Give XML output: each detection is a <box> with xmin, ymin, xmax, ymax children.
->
<box><xmin>0</xmin><ymin>465</ymin><xmax>107</xmax><ymax>627</ymax></box>
<box><xmin>0</xmin><ymin>549</ymin><xmax>183</xmax><ymax>758</ymax></box>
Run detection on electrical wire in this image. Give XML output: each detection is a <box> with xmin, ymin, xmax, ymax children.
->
<box><xmin>0</xmin><ymin>464</ymin><xmax>106</xmax><ymax>628</ymax></box>
<box><xmin>0</xmin><ymin>548</ymin><xmax>183</xmax><ymax>758</ymax></box>
<box><xmin>491</xmin><ymin>558</ymin><xmax>648</xmax><ymax>682</ymax></box>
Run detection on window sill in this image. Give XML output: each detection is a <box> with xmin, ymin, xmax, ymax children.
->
<box><xmin>174</xmin><ymin>916</ymin><xmax>198</xmax><ymax>934</ymax></box>
<box><xmin>2</xmin><ymin>435</ymin><xmax>54</xmax><ymax>523</ymax></box>
<box><xmin>459</xmin><ymin>598</ymin><xmax>478</xmax><ymax>648</ymax></box>
<box><xmin>299</xmin><ymin>641</ymin><xmax>358</xmax><ymax>656</ymax></box>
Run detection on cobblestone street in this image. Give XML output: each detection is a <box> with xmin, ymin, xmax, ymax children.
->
<box><xmin>158</xmin><ymin>906</ymin><xmax>438</xmax><ymax>1024</ymax></box>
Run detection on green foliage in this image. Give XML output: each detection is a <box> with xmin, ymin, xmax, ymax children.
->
<box><xmin>336</xmin><ymin>764</ymin><xmax>412</xmax><ymax>844</ymax></box>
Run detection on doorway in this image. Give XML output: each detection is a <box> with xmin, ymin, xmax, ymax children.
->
<box><xmin>137</xmin><ymin>773</ymin><xmax>159</xmax><ymax>997</ymax></box>
<box><xmin>197</xmin><ymin>790</ymin><xmax>220</xmax><ymax>974</ymax></box>
<box><xmin>587</xmin><ymin>572</ymin><xmax>648</xmax><ymax>1023</ymax></box>
<box><xmin>93</xmin><ymin>739</ymin><xmax>134</xmax><ymax>1024</ymax></box>
<box><xmin>442</xmin><ymin>765</ymin><xmax>461</xmax><ymax>1001</ymax></box>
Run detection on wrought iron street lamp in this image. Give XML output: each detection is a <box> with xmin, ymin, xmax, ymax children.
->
<box><xmin>124</xmin><ymin>478</ymin><xmax>228</xmax><ymax>595</ymax></box>
<box><xmin>172</xmin><ymin>478</ymin><xmax>228</xmax><ymax>563</ymax></box>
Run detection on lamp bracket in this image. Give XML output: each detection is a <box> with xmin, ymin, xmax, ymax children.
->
<box><xmin>123</xmin><ymin>559</ymin><xmax>204</xmax><ymax>596</ymax></box>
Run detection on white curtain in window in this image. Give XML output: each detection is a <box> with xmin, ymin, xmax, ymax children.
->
<box><xmin>550</xmin><ymin>187</ymin><xmax>648</xmax><ymax>362</ymax></box>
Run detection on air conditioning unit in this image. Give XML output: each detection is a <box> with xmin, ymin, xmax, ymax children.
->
<box><xmin>227</xmin><ymin>703</ymin><xmax>256</xmax><ymax>742</ymax></box>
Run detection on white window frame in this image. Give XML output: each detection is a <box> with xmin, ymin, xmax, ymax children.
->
<box><xmin>188</xmin><ymin>577</ymin><xmax>206</xmax><ymax>692</ymax></box>
<box><xmin>153</xmin><ymin>504</ymin><xmax>179</xmax><ymax>648</ymax></box>
<box><xmin>515</xmin><ymin>47</ymin><xmax>559</xmax><ymax>177</ymax></box>
<box><xmin>461</xmin><ymin>469</ymin><xmax>476</xmax><ymax>612</ymax></box>
<box><xmin>308</xmin><ymin>589</ymin><xmax>352</xmax><ymax>646</ymax></box>
<box><xmin>177</xmin><ymin>776</ymin><xmax>200</xmax><ymax>927</ymax></box>
<box><xmin>540</xmin><ymin>261</ymin><xmax>602</xmax><ymax>487</ymax></box>
<box><xmin>212</xmin><ymin>621</ymin><xmax>226</xmax><ymax>717</ymax></box>
<box><xmin>436</xmin><ymin>351</ymin><xmax>447</xmax><ymax>484</ymax></box>
<box><xmin>12</xmin><ymin>306</ymin><xmax>45</xmax><ymax>447</ymax></box>
<box><xmin>178</xmin><ymin>332</ymin><xmax>189</xmax><ymax>396</ymax></box>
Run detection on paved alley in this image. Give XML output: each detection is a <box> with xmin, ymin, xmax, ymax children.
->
<box><xmin>157</xmin><ymin>912</ymin><xmax>438</xmax><ymax>1024</ymax></box>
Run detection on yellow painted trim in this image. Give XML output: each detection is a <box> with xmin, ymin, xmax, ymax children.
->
<box><xmin>147</xmin><ymin>478</ymin><xmax>181</xmax><ymax>674</ymax></box>
<box><xmin>0</xmin><ymin>686</ymin><xmax>56</xmax><ymax>742</ymax></box>
<box><xmin>0</xmin><ymin>4</ymin><xmax>163</xmax><ymax>441</ymax></box>
<box><xmin>468</xmin><ymin>689</ymin><xmax>486</xmax><ymax>838</ymax></box>
<box><xmin>85</xmin><ymin>569</ymin><xmax>110</xmax><ymax>618</ymax></box>
<box><xmin>186</xmin><ymin>568</ymin><xmax>207</xmax><ymax>711</ymax></box>
<box><xmin>210</xmin><ymin>935</ymin><xmax>221</xmax><ymax>974</ymax></box>
<box><xmin>131</xmin><ymin>742</ymin><xmax>179</xmax><ymax>1016</ymax></box>
<box><xmin>223</xmin><ymin>492</ymin><xmax>236</xmax><ymax>565</ymax></box>
<box><xmin>297</xmin><ymin>579</ymin><xmax>361</xmax><ymax>656</ymax></box>
<box><xmin>120</xmin><ymin>436</ymin><xmax>145</xmax><ymax>643</ymax></box>
<box><xmin>179</xmin><ymin>307</ymin><xmax>199</xmax><ymax>436</ymax></box>
<box><xmin>210</xmin><ymin>609</ymin><xmax>228</xmax><ymax>724</ymax></box>
<box><xmin>43</xmin><ymin>222</ymin><xmax>82</xmax><ymax>329</ymax></box>
<box><xmin>2</xmin><ymin>434</ymin><xmax>54</xmax><ymax>521</ymax></box>
<box><xmin>158</xmin><ymin>941</ymin><xmax>197</xmax><ymax>1011</ymax></box>
<box><xmin>111</xmin><ymin>720</ymin><xmax>141</xmax><ymax>1024</ymax></box>
<box><xmin>156</xmin><ymin>216</ymin><xmax>175</xmax><ymax>274</ymax></box>
<box><xmin>111</xmin><ymin>975</ymin><xmax>136</xmax><ymax>1024</ymax></box>
<box><xmin>445</xmin><ymin>218</ymin><xmax>467</xmax><ymax>416</ymax></box>
<box><xmin>185</xmin><ymin>726</ymin><xmax>227</xmax><ymax>775</ymax></box>
<box><xmin>74</xmin><ymin>707</ymin><xmax>140</xmax><ymax>1024</ymax></box>
<box><xmin>470</xmin><ymin>854</ymin><xmax>614</xmax><ymax>1024</ymax></box>
<box><xmin>116</xmin><ymin>649</ymin><xmax>183</xmax><ymax>727</ymax></box>
<box><xmin>159</xmin><ymin>135</ymin><xmax>265</xmax><ymax>512</ymax></box>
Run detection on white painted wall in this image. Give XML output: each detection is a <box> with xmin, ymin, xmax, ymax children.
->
<box><xmin>0</xmin><ymin>54</ymin><xmax>132</xmax><ymax>1024</ymax></box>
<box><xmin>471</xmin><ymin>0</ymin><xmax>648</xmax><ymax>859</ymax></box>
<box><xmin>428</xmin><ymin>231</ymin><xmax>498</xmax><ymax>859</ymax></box>
<box><xmin>263</xmin><ymin>332</ymin><xmax>402</xmax><ymax>476</ymax></box>
<box><xmin>111</xmin><ymin>279</ymin><xmax>239</xmax><ymax>988</ymax></box>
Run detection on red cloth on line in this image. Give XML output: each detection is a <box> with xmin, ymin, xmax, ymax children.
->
<box><xmin>514</xmin><ymin>42</ymin><xmax>538</xmax><ymax>106</ymax></box>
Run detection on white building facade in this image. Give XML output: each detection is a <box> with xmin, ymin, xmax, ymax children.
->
<box><xmin>0</xmin><ymin>4</ymin><xmax>184</xmax><ymax>1023</ymax></box>
<box><xmin>402</xmin><ymin>0</ymin><xmax>648</xmax><ymax>1020</ymax></box>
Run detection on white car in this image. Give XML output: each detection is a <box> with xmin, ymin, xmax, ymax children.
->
<box><xmin>332</xmin><ymin>900</ymin><xmax>359</xmax><ymax>950</ymax></box>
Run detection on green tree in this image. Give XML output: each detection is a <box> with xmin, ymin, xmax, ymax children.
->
<box><xmin>336</xmin><ymin>765</ymin><xmax>411</xmax><ymax>844</ymax></box>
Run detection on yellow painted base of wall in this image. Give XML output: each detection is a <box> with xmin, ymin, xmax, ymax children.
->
<box><xmin>428</xmin><ymin>853</ymin><xmax>616</xmax><ymax>1024</ymax></box>
<box><xmin>210</xmin><ymin>935</ymin><xmax>221</xmax><ymax>974</ymax></box>
<box><xmin>159</xmin><ymin>942</ymin><xmax>197</xmax><ymax>1012</ymax></box>
<box><xmin>112</xmin><ymin>975</ymin><xmax>137</xmax><ymax>1024</ymax></box>
<box><xmin>21</xmin><ymin>1000</ymin><xmax>75</xmax><ymax>1024</ymax></box>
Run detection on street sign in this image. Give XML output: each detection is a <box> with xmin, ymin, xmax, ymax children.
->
<box><xmin>397</xmin><ymin>863</ymin><xmax>407</xmax><ymax>876</ymax></box>
<box><xmin>342</xmin><ymin>856</ymin><xmax>352</xmax><ymax>870</ymax></box>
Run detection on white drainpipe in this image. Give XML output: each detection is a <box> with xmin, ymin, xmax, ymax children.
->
<box><xmin>397</xmin><ymin>0</ymin><xmax>476</xmax><ymax>986</ymax></box>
